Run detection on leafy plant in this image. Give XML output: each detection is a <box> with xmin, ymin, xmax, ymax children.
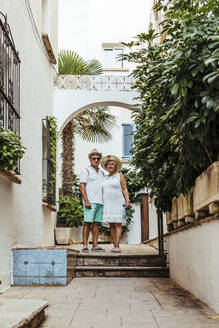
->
<box><xmin>48</xmin><ymin>116</ymin><xmax>57</xmax><ymax>198</ymax></box>
<box><xmin>57</xmin><ymin>195</ymin><xmax>83</xmax><ymax>227</ymax></box>
<box><xmin>0</xmin><ymin>128</ymin><xmax>25</xmax><ymax>171</ymax></box>
<box><xmin>121</xmin><ymin>167</ymin><xmax>145</xmax><ymax>204</ymax></box>
<box><xmin>58</xmin><ymin>50</ymin><xmax>103</xmax><ymax>75</ymax></box>
<box><xmin>74</xmin><ymin>106</ymin><xmax>117</xmax><ymax>143</ymax></box>
<box><xmin>122</xmin><ymin>0</ymin><xmax>219</xmax><ymax>212</ymax></box>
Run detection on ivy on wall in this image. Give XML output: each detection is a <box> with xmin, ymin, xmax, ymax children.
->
<box><xmin>47</xmin><ymin>116</ymin><xmax>57</xmax><ymax>198</ymax></box>
<box><xmin>0</xmin><ymin>128</ymin><xmax>25</xmax><ymax>171</ymax></box>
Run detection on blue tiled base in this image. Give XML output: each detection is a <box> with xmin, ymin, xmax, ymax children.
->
<box><xmin>13</xmin><ymin>249</ymin><xmax>68</xmax><ymax>286</ymax></box>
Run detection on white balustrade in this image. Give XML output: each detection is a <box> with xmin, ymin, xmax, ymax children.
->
<box><xmin>54</xmin><ymin>75</ymin><xmax>135</xmax><ymax>91</ymax></box>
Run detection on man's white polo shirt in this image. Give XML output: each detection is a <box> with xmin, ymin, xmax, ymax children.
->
<box><xmin>80</xmin><ymin>165</ymin><xmax>104</xmax><ymax>205</ymax></box>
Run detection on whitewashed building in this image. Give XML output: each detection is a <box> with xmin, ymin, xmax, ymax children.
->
<box><xmin>0</xmin><ymin>0</ymin><xmax>58</xmax><ymax>291</ymax></box>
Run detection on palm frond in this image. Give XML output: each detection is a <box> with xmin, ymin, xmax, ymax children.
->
<box><xmin>74</xmin><ymin>106</ymin><xmax>118</xmax><ymax>143</ymax></box>
<box><xmin>58</xmin><ymin>50</ymin><xmax>88</xmax><ymax>75</ymax></box>
<box><xmin>86</xmin><ymin>59</ymin><xmax>103</xmax><ymax>75</ymax></box>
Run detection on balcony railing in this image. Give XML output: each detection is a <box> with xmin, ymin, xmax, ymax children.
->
<box><xmin>54</xmin><ymin>75</ymin><xmax>135</xmax><ymax>91</ymax></box>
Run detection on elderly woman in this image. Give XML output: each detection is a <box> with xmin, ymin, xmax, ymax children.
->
<box><xmin>101</xmin><ymin>155</ymin><xmax>131</xmax><ymax>253</ymax></box>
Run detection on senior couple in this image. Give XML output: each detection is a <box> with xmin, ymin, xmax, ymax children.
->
<box><xmin>80</xmin><ymin>149</ymin><xmax>131</xmax><ymax>253</ymax></box>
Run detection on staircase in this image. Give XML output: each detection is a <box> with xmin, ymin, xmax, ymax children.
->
<box><xmin>75</xmin><ymin>253</ymin><xmax>169</xmax><ymax>278</ymax></box>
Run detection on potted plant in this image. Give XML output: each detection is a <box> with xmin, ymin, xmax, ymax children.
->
<box><xmin>55</xmin><ymin>195</ymin><xmax>84</xmax><ymax>244</ymax></box>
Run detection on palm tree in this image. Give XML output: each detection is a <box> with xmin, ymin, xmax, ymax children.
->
<box><xmin>59</xmin><ymin>50</ymin><xmax>117</xmax><ymax>197</ymax></box>
<box><xmin>58</xmin><ymin>50</ymin><xmax>103</xmax><ymax>75</ymax></box>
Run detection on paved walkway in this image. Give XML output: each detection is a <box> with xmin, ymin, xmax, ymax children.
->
<box><xmin>64</xmin><ymin>243</ymin><xmax>158</xmax><ymax>255</ymax></box>
<box><xmin>2</xmin><ymin>278</ymin><xmax>219</xmax><ymax>328</ymax></box>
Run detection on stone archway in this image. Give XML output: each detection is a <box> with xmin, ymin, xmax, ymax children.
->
<box><xmin>56</xmin><ymin>100</ymin><xmax>135</xmax><ymax>196</ymax></box>
<box><xmin>53</xmin><ymin>75</ymin><xmax>142</xmax><ymax>244</ymax></box>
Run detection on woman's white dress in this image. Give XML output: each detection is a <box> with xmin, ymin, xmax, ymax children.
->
<box><xmin>102</xmin><ymin>173</ymin><xmax>126</xmax><ymax>223</ymax></box>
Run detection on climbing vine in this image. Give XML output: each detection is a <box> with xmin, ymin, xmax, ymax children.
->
<box><xmin>48</xmin><ymin>116</ymin><xmax>57</xmax><ymax>198</ymax></box>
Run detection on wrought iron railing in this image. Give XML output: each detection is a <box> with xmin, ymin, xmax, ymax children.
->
<box><xmin>0</xmin><ymin>12</ymin><xmax>20</xmax><ymax>133</ymax></box>
<box><xmin>0</xmin><ymin>12</ymin><xmax>21</xmax><ymax>172</ymax></box>
<box><xmin>54</xmin><ymin>74</ymin><xmax>135</xmax><ymax>91</ymax></box>
<box><xmin>42</xmin><ymin>117</ymin><xmax>56</xmax><ymax>206</ymax></box>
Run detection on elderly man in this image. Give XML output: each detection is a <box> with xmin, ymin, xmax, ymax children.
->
<box><xmin>80</xmin><ymin>149</ymin><xmax>105</xmax><ymax>252</ymax></box>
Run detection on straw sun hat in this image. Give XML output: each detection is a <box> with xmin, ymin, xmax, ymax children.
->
<box><xmin>101</xmin><ymin>155</ymin><xmax>122</xmax><ymax>172</ymax></box>
<box><xmin>88</xmin><ymin>148</ymin><xmax>102</xmax><ymax>159</ymax></box>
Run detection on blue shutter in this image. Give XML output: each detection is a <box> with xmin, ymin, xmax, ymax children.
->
<box><xmin>122</xmin><ymin>124</ymin><xmax>134</xmax><ymax>159</ymax></box>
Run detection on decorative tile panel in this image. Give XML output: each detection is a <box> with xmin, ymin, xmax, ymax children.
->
<box><xmin>13</xmin><ymin>248</ymin><xmax>76</xmax><ymax>286</ymax></box>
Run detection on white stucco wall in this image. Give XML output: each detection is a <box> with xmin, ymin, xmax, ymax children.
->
<box><xmin>169</xmin><ymin>220</ymin><xmax>219</xmax><ymax>312</ymax></box>
<box><xmin>0</xmin><ymin>0</ymin><xmax>58</xmax><ymax>291</ymax></box>
<box><xmin>149</xmin><ymin>202</ymin><xmax>167</xmax><ymax>240</ymax></box>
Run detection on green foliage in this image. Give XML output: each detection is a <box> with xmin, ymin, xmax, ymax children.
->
<box><xmin>57</xmin><ymin>195</ymin><xmax>84</xmax><ymax>227</ymax></box>
<box><xmin>86</xmin><ymin>59</ymin><xmax>103</xmax><ymax>76</ymax></box>
<box><xmin>0</xmin><ymin>128</ymin><xmax>25</xmax><ymax>171</ymax></box>
<box><xmin>58</xmin><ymin>50</ymin><xmax>103</xmax><ymax>75</ymax></box>
<box><xmin>74</xmin><ymin>106</ymin><xmax>117</xmax><ymax>143</ymax></box>
<box><xmin>72</xmin><ymin>174</ymin><xmax>81</xmax><ymax>199</ymax></box>
<box><xmin>48</xmin><ymin>116</ymin><xmax>57</xmax><ymax>197</ymax></box>
<box><xmin>121</xmin><ymin>167</ymin><xmax>145</xmax><ymax>203</ymax></box>
<box><xmin>123</xmin><ymin>0</ymin><xmax>219</xmax><ymax>212</ymax></box>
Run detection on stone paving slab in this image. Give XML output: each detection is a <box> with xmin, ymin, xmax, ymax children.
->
<box><xmin>66</xmin><ymin>243</ymin><xmax>158</xmax><ymax>255</ymax></box>
<box><xmin>0</xmin><ymin>298</ymin><xmax>48</xmax><ymax>328</ymax></box>
<box><xmin>1</xmin><ymin>278</ymin><xmax>219</xmax><ymax>328</ymax></box>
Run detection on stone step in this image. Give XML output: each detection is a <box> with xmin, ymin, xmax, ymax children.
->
<box><xmin>75</xmin><ymin>266</ymin><xmax>169</xmax><ymax>278</ymax></box>
<box><xmin>0</xmin><ymin>298</ymin><xmax>48</xmax><ymax>328</ymax></box>
<box><xmin>76</xmin><ymin>254</ymin><xmax>166</xmax><ymax>267</ymax></box>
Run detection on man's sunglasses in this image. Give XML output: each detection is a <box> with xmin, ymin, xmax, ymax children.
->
<box><xmin>91</xmin><ymin>157</ymin><xmax>100</xmax><ymax>161</ymax></box>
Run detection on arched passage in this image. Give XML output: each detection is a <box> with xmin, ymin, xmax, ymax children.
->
<box><xmin>60</xmin><ymin>101</ymin><xmax>133</xmax><ymax>134</ymax></box>
<box><xmin>53</xmin><ymin>88</ymin><xmax>138</xmax><ymax>132</ymax></box>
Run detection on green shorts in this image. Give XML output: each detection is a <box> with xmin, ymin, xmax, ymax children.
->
<box><xmin>83</xmin><ymin>203</ymin><xmax>103</xmax><ymax>223</ymax></box>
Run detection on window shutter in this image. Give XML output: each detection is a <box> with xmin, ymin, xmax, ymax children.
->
<box><xmin>122</xmin><ymin>124</ymin><xmax>134</xmax><ymax>158</ymax></box>
<box><xmin>114</xmin><ymin>48</ymin><xmax>123</xmax><ymax>68</ymax></box>
<box><xmin>103</xmin><ymin>49</ymin><xmax>113</xmax><ymax>68</ymax></box>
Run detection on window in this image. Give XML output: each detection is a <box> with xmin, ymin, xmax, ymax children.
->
<box><xmin>0</xmin><ymin>13</ymin><xmax>21</xmax><ymax>173</ymax></box>
<box><xmin>122</xmin><ymin>124</ymin><xmax>136</xmax><ymax>159</ymax></box>
<box><xmin>42</xmin><ymin>117</ymin><xmax>56</xmax><ymax>206</ymax></box>
<box><xmin>103</xmin><ymin>47</ymin><xmax>123</xmax><ymax>68</ymax></box>
<box><xmin>0</xmin><ymin>13</ymin><xmax>20</xmax><ymax>134</ymax></box>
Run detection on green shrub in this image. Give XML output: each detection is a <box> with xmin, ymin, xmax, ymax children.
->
<box><xmin>123</xmin><ymin>0</ymin><xmax>219</xmax><ymax>212</ymax></box>
<box><xmin>57</xmin><ymin>195</ymin><xmax>83</xmax><ymax>227</ymax></box>
<box><xmin>0</xmin><ymin>128</ymin><xmax>25</xmax><ymax>171</ymax></box>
